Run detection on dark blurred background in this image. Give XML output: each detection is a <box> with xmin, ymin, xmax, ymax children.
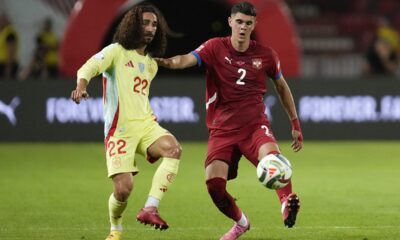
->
<box><xmin>1</xmin><ymin>0</ymin><xmax>400</xmax><ymax>79</ymax></box>
<box><xmin>0</xmin><ymin>0</ymin><xmax>399</xmax><ymax>141</ymax></box>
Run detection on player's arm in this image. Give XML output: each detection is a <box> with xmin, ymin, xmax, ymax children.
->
<box><xmin>71</xmin><ymin>44</ymin><xmax>117</xmax><ymax>104</ymax></box>
<box><xmin>155</xmin><ymin>53</ymin><xmax>198</xmax><ymax>69</ymax></box>
<box><xmin>272</xmin><ymin>76</ymin><xmax>303</xmax><ymax>152</ymax></box>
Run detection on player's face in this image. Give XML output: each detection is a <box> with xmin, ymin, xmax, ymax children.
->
<box><xmin>142</xmin><ymin>12</ymin><xmax>158</xmax><ymax>44</ymax></box>
<box><xmin>228</xmin><ymin>12</ymin><xmax>256</xmax><ymax>43</ymax></box>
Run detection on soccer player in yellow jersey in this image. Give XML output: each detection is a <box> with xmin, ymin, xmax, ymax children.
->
<box><xmin>71</xmin><ymin>4</ymin><xmax>181</xmax><ymax>240</ymax></box>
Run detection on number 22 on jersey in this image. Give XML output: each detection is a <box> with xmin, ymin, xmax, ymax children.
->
<box><xmin>133</xmin><ymin>76</ymin><xmax>148</xmax><ymax>95</ymax></box>
<box><xmin>108</xmin><ymin>139</ymin><xmax>127</xmax><ymax>157</ymax></box>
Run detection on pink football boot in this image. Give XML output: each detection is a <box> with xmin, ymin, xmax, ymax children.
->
<box><xmin>136</xmin><ymin>207</ymin><xmax>169</xmax><ymax>230</ymax></box>
<box><xmin>220</xmin><ymin>218</ymin><xmax>250</xmax><ymax>240</ymax></box>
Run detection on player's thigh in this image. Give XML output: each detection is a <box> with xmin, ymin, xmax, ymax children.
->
<box><xmin>205</xmin><ymin>160</ymin><xmax>229</xmax><ymax>180</ymax></box>
<box><xmin>137</xmin><ymin>121</ymin><xmax>176</xmax><ymax>160</ymax></box>
<box><xmin>240</xmin><ymin>122</ymin><xmax>279</xmax><ymax>166</ymax></box>
<box><xmin>105</xmin><ymin>136</ymin><xmax>139</xmax><ymax>178</ymax></box>
<box><xmin>206</xmin><ymin>129</ymin><xmax>243</xmax><ymax>180</ymax></box>
<box><xmin>206</xmin><ymin>129</ymin><xmax>241</xmax><ymax>166</ymax></box>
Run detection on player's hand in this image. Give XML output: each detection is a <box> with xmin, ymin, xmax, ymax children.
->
<box><xmin>291</xmin><ymin>118</ymin><xmax>303</xmax><ymax>152</ymax></box>
<box><xmin>71</xmin><ymin>87</ymin><xmax>89</xmax><ymax>104</ymax></box>
<box><xmin>291</xmin><ymin>130</ymin><xmax>303</xmax><ymax>152</ymax></box>
<box><xmin>154</xmin><ymin>57</ymin><xmax>170</xmax><ymax>68</ymax></box>
<box><xmin>71</xmin><ymin>78</ymin><xmax>89</xmax><ymax>104</ymax></box>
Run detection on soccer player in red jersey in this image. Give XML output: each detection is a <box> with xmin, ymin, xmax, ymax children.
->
<box><xmin>156</xmin><ymin>2</ymin><xmax>303</xmax><ymax>239</ymax></box>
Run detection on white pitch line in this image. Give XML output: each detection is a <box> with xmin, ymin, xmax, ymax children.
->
<box><xmin>0</xmin><ymin>226</ymin><xmax>399</xmax><ymax>231</ymax></box>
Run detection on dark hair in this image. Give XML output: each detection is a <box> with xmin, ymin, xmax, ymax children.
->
<box><xmin>113</xmin><ymin>3</ymin><xmax>168</xmax><ymax>57</ymax></box>
<box><xmin>231</xmin><ymin>1</ymin><xmax>257</xmax><ymax>17</ymax></box>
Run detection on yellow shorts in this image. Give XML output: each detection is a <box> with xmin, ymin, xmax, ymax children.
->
<box><xmin>105</xmin><ymin>119</ymin><xmax>171</xmax><ymax>177</ymax></box>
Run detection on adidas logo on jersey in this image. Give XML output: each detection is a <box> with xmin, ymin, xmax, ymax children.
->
<box><xmin>125</xmin><ymin>60</ymin><xmax>134</xmax><ymax>68</ymax></box>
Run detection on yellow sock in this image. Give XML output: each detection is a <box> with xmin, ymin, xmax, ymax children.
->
<box><xmin>108</xmin><ymin>193</ymin><xmax>127</xmax><ymax>230</ymax></box>
<box><xmin>148</xmin><ymin>157</ymin><xmax>180</xmax><ymax>201</ymax></box>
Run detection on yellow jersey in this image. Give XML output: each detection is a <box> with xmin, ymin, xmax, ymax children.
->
<box><xmin>0</xmin><ymin>25</ymin><xmax>18</xmax><ymax>63</ymax></box>
<box><xmin>38</xmin><ymin>31</ymin><xmax>58</xmax><ymax>65</ymax></box>
<box><xmin>77</xmin><ymin>43</ymin><xmax>158</xmax><ymax>138</ymax></box>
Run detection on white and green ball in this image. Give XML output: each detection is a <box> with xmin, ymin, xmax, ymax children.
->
<box><xmin>256</xmin><ymin>154</ymin><xmax>292</xmax><ymax>189</ymax></box>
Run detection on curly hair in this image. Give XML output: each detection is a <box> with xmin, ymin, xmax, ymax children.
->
<box><xmin>113</xmin><ymin>3</ymin><xmax>168</xmax><ymax>57</ymax></box>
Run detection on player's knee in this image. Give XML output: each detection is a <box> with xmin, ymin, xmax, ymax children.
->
<box><xmin>206</xmin><ymin>177</ymin><xmax>227</xmax><ymax>203</ymax></box>
<box><xmin>164</xmin><ymin>143</ymin><xmax>182</xmax><ymax>159</ymax></box>
<box><xmin>172</xmin><ymin>144</ymin><xmax>182</xmax><ymax>159</ymax></box>
<box><xmin>114</xmin><ymin>182</ymin><xmax>132</xmax><ymax>202</ymax></box>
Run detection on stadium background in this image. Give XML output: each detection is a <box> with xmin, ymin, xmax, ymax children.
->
<box><xmin>0</xmin><ymin>0</ymin><xmax>399</xmax><ymax>142</ymax></box>
<box><xmin>0</xmin><ymin>0</ymin><xmax>399</xmax><ymax>240</ymax></box>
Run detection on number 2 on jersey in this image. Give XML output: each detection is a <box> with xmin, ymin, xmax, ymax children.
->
<box><xmin>261</xmin><ymin>125</ymin><xmax>273</xmax><ymax>137</ymax></box>
<box><xmin>236</xmin><ymin>68</ymin><xmax>246</xmax><ymax>85</ymax></box>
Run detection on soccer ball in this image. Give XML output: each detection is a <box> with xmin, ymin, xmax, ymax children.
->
<box><xmin>256</xmin><ymin>154</ymin><xmax>292</xmax><ymax>189</ymax></box>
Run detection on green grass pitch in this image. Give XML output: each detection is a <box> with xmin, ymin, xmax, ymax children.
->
<box><xmin>0</xmin><ymin>141</ymin><xmax>399</xmax><ymax>239</ymax></box>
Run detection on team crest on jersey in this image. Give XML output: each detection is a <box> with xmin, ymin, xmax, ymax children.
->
<box><xmin>252</xmin><ymin>58</ymin><xmax>262</xmax><ymax>69</ymax></box>
<box><xmin>138</xmin><ymin>62</ymin><xmax>145</xmax><ymax>73</ymax></box>
<box><xmin>112</xmin><ymin>157</ymin><xmax>121</xmax><ymax>169</ymax></box>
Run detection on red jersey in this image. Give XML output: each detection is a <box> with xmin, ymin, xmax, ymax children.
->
<box><xmin>192</xmin><ymin>37</ymin><xmax>282</xmax><ymax>131</ymax></box>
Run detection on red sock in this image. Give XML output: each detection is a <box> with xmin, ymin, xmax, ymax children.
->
<box><xmin>267</xmin><ymin>150</ymin><xmax>280</xmax><ymax>155</ymax></box>
<box><xmin>206</xmin><ymin>178</ymin><xmax>242</xmax><ymax>221</ymax></box>
<box><xmin>276</xmin><ymin>181</ymin><xmax>292</xmax><ymax>203</ymax></box>
<box><xmin>264</xmin><ymin>151</ymin><xmax>292</xmax><ymax>203</ymax></box>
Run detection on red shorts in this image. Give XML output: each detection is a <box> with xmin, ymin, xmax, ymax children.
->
<box><xmin>205</xmin><ymin>120</ymin><xmax>277</xmax><ymax>180</ymax></box>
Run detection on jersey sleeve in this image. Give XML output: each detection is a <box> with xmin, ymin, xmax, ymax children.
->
<box><xmin>190</xmin><ymin>38</ymin><xmax>218</xmax><ymax>67</ymax></box>
<box><xmin>267</xmin><ymin>48</ymin><xmax>283</xmax><ymax>81</ymax></box>
<box><xmin>77</xmin><ymin>43</ymin><xmax>119</xmax><ymax>82</ymax></box>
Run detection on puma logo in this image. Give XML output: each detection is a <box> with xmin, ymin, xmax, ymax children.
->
<box><xmin>0</xmin><ymin>97</ymin><xmax>20</xmax><ymax>126</ymax></box>
<box><xmin>224</xmin><ymin>56</ymin><xmax>233</xmax><ymax>64</ymax></box>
